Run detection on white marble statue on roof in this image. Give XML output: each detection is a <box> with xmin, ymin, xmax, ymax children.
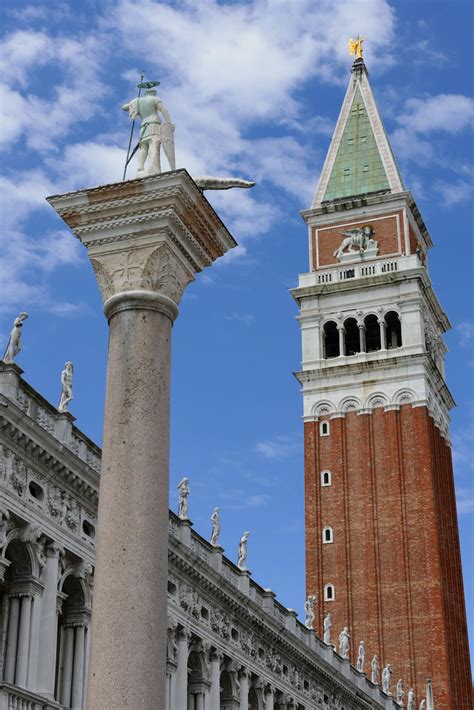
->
<box><xmin>3</xmin><ymin>312</ymin><xmax>28</xmax><ymax>364</ymax></box>
<box><xmin>177</xmin><ymin>477</ymin><xmax>190</xmax><ymax>520</ymax></box>
<box><xmin>371</xmin><ymin>655</ymin><xmax>379</xmax><ymax>684</ymax></box>
<box><xmin>356</xmin><ymin>640</ymin><xmax>365</xmax><ymax>672</ymax></box>
<box><xmin>407</xmin><ymin>689</ymin><xmax>416</xmax><ymax>710</ymax></box>
<box><xmin>381</xmin><ymin>664</ymin><xmax>392</xmax><ymax>694</ymax></box>
<box><xmin>237</xmin><ymin>531</ymin><xmax>250</xmax><ymax>570</ymax></box>
<box><xmin>58</xmin><ymin>362</ymin><xmax>74</xmax><ymax>413</ymax></box>
<box><xmin>396</xmin><ymin>678</ymin><xmax>404</xmax><ymax>704</ymax></box>
<box><xmin>122</xmin><ymin>83</ymin><xmax>175</xmax><ymax>177</ymax></box>
<box><xmin>338</xmin><ymin>627</ymin><xmax>350</xmax><ymax>659</ymax></box>
<box><xmin>323</xmin><ymin>612</ymin><xmax>332</xmax><ymax>644</ymax></box>
<box><xmin>304</xmin><ymin>595</ymin><xmax>316</xmax><ymax>629</ymax></box>
<box><xmin>210</xmin><ymin>507</ymin><xmax>220</xmax><ymax>546</ymax></box>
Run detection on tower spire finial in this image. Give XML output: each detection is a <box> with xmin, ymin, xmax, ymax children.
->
<box><xmin>348</xmin><ymin>34</ymin><xmax>365</xmax><ymax>61</ymax></box>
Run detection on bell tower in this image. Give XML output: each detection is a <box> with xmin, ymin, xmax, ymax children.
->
<box><xmin>292</xmin><ymin>56</ymin><xmax>472</xmax><ymax>707</ymax></box>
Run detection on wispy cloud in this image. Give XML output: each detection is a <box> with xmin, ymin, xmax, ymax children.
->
<box><xmin>255</xmin><ymin>435</ymin><xmax>300</xmax><ymax>460</ymax></box>
<box><xmin>456</xmin><ymin>488</ymin><xmax>474</xmax><ymax>516</ymax></box>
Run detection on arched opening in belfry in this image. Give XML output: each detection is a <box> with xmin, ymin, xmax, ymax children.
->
<box><xmin>323</xmin><ymin>321</ymin><xmax>339</xmax><ymax>358</ymax></box>
<box><xmin>56</xmin><ymin>575</ymin><xmax>89</xmax><ymax>709</ymax></box>
<box><xmin>364</xmin><ymin>314</ymin><xmax>381</xmax><ymax>352</ymax></box>
<box><xmin>1</xmin><ymin>538</ymin><xmax>35</xmax><ymax>688</ymax></box>
<box><xmin>343</xmin><ymin>317</ymin><xmax>360</xmax><ymax>355</ymax></box>
<box><xmin>385</xmin><ymin>311</ymin><xmax>402</xmax><ymax>349</ymax></box>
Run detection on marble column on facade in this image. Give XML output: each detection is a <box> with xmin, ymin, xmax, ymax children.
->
<box><xmin>60</xmin><ymin>626</ymin><xmax>75</xmax><ymax>706</ymax></box>
<box><xmin>48</xmin><ymin>171</ymin><xmax>237</xmax><ymax>710</ymax></box>
<box><xmin>4</xmin><ymin>596</ymin><xmax>20</xmax><ymax>683</ymax></box>
<box><xmin>358</xmin><ymin>323</ymin><xmax>366</xmax><ymax>352</ymax></box>
<box><xmin>26</xmin><ymin>589</ymin><xmax>43</xmax><ymax>689</ymax></box>
<box><xmin>239</xmin><ymin>668</ymin><xmax>250</xmax><ymax>710</ymax></box>
<box><xmin>337</xmin><ymin>325</ymin><xmax>345</xmax><ymax>356</ymax></box>
<box><xmin>36</xmin><ymin>543</ymin><xmax>62</xmax><ymax>698</ymax></box>
<box><xmin>15</xmin><ymin>594</ymin><xmax>32</xmax><ymax>687</ymax></box>
<box><xmin>378</xmin><ymin>318</ymin><xmax>387</xmax><ymax>349</ymax></box>
<box><xmin>209</xmin><ymin>649</ymin><xmax>223</xmax><ymax>710</ymax></box>
<box><xmin>71</xmin><ymin>624</ymin><xmax>86</xmax><ymax>709</ymax></box>
<box><xmin>176</xmin><ymin>627</ymin><xmax>192</xmax><ymax>710</ymax></box>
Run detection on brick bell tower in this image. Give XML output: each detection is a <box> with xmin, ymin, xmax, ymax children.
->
<box><xmin>292</xmin><ymin>56</ymin><xmax>472</xmax><ymax>707</ymax></box>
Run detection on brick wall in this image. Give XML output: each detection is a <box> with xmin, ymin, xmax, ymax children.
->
<box><xmin>305</xmin><ymin>406</ymin><xmax>472</xmax><ymax>708</ymax></box>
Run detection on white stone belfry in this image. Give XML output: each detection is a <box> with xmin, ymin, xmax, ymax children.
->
<box><xmin>47</xmin><ymin>170</ymin><xmax>237</xmax><ymax>710</ymax></box>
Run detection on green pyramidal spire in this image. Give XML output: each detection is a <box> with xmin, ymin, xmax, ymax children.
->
<box><xmin>312</xmin><ymin>60</ymin><xmax>405</xmax><ymax>208</ymax></box>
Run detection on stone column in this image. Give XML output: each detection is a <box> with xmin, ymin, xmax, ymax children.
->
<box><xmin>36</xmin><ymin>544</ymin><xmax>62</xmax><ymax>697</ymax></box>
<box><xmin>26</xmin><ymin>591</ymin><xmax>42</xmax><ymax>689</ymax></box>
<box><xmin>4</xmin><ymin>596</ymin><xmax>20</xmax><ymax>683</ymax></box>
<box><xmin>15</xmin><ymin>594</ymin><xmax>32</xmax><ymax>687</ymax></box>
<box><xmin>379</xmin><ymin>318</ymin><xmax>387</xmax><ymax>349</ymax></box>
<box><xmin>338</xmin><ymin>325</ymin><xmax>345</xmax><ymax>356</ymax></box>
<box><xmin>48</xmin><ymin>171</ymin><xmax>237</xmax><ymax>710</ymax></box>
<box><xmin>176</xmin><ymin>628</ymin><xmax>192</xmax><ymax>710</ymax></box>
<box><xmin>209</xmin><ymin>650</ymin><xmax>223</xmax><ymax>710</ymax></box>
<box><xmin>239</xmin><ymin>668</ymin><xmax>249</xmax><ymax>710</ymax></box>
<box><xmin>358</xmin><ymin>323</ymin><xmax>366</xmax><ymax>352</ymax></box>
<box><xmin>71</xmin><ymin>625</ymin><xmax>86</xmax><ymax>709</ymax></box>
<box><xmin>60</xmin><ymin>626</ymin><xmax>75</xmax><ymax>706</ymax></box>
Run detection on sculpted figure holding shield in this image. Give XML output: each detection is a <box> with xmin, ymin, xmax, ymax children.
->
<box><xmin>122</xmin><ymin>83</ymin><xmax>175</xmax><ymax>176</ymax></box>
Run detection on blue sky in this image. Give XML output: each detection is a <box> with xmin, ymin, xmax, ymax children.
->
<box><xmin>0</xmin><ymin>0</ymin><xmax>473</xmax><ymax>658</ymax></box>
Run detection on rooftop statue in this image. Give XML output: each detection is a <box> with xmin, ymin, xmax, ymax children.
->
<box><xmin>177</xmin><ymin>477</ymin><xmax>190</xmax><ymax>520</ymax></box>
<box><xmin>348</xmin><ymin>35</ymin><xmax>365</xmax><ymax>60</ymax></box>
<box><xmin>122</xmin><ymin>82</ymin><xmax>175</xmax><ymax>177</ymax></box>
<box><xmin>304</xmin><ymin>594</ymin><xmax>316</xmax><ymax>629</ymax></box>
<box><xmin>3</xmin><ymin>312</ymin><xmax>28</xmax><ymax>364</ymax></box>
<box><xmin>210</xmin><ymin>507</ymin><xmax>220</xmax><ymax>546</ymax></box>
<box><xmin>237</xmin><ymin>531</ymin><xmax>250</xmax><ymax>570</ymax></box>
<box><xmin>58</xmin><ymin>362</ymin><xmax>74</xmax><ymax>413</ymax></box>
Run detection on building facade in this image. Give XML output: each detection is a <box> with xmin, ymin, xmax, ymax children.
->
<box><xmin>0</xmin><ymin>362</ymin><xmax>400</xmax><ymax>709</ymax></box>
<box><xmin>292</xmin><ymin>57</ymin><xmax>472</xmax><ymax>708</ymax></box>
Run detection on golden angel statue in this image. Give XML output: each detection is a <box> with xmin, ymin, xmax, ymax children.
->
<box><xmin>348</xmin><ymin>35</ymin><xmax>365</xmax><ymax>60</ymax></box>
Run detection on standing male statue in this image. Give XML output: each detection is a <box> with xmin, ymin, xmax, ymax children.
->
<box><xmin>3</xmin><ymin>312</ymin><xmax>28</xmax><ymax>364</ymax></box>
<box><xmin>356</xmin><ymin>640</ymin><xmax>365</xmax><ymax>672</ymax></box>
<box><xmin>122</xmin><ymin>84</ymin><xmax>175</xmax><ymax>177</ymax></box>
<box><xmin>58</xmin><ymin>361</ymin><xmax>74</xmax><ymax>413</ymax></box>
<box><xmin>323</xmin><ymin>612</ymin><xmax>332</xmax><ymax>644</ymax></box>
<box><xmin>396</xmin><ymin>678</ymin><xmax>405</xmax><ymax>704</ymax></box>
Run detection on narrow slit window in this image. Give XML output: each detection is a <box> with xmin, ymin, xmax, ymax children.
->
<box><xmin>321</xmin><ymin>470</ymin><xmax>332</xmax><ymax>487</ymax></box>
<box><xmin>320</xmin><ymin>421</ymin><xmax>330</xmax><ymax>437</ymax></box>
<box><xmin>323</xmin><ymin>526</ymin><xmax>334</xmax><ymax>544</ymax></box>
<box><xmin>324</xmin><ymin>584</ymin><xmax>335</xmax><ymax>601</ymax></box>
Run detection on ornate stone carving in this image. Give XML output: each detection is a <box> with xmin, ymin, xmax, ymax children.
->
<box><xmin>334</xmin><ymin>226</ymin><xmax>378</xmax><ymax>262</ymax></box>
<box><xmin>323</xmin><ymin>612</ymin><xmax>332</xmax><ymax>644</ymax></box>
<box><xmin>10</xmin><ymin>457</ymin><xmax>27</xmax><ymax>497</ymax></box>
<box><xmin>90</xmin><ymin>244</ymin><xmax>193</xmax><ymax>306</ymax></box>
<box><xmin>237</xmin><ymin>531</ymin><xmax>250</xmax><ymax>570</ymax></box>
<box><xmin>61</xmin><ymin>493</ymin><xmax>80</xmax><ymax>531</ymax></box>
<box><xmin>356</xmin><ymin>640</ymin><xmax>365</xmax><ymax>672</ymax></box>
<box><xmin>371</xmin><ymin>655</ymin><xmax>379</xmax><ymax>684</ymax></box>
<box><xmin>381</xmin><ymin>663</ymin><xmax>392</xmax><ymax>694</ymax></box>
<box><xmin>166</xmin><ymin>623</ymin><xmax>178</xmax><ymax>662</ymax></box>
<box><xmin>396</xmin><ymin>678</ymin><xmax>404</xmax><ymax>704</ymax></box>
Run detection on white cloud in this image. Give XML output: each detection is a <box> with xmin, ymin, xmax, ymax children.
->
<box><xmin>255</xmin><ymin>435</ymin><xmax>299</xmax><ymax>460</ymax></box>
<box><xmin>456</xmin><ymin>322</ymin><xmax>474</xmax><ymax>347</ymax></box>
<box><xmin>456</xmin><ymin>488</ymin><xmax>474</xmax><ymax>515</ymax></box>
<box><xmin>434</xmin><ymin>179</ymin><xmax>474</xmax><ymax>207</ymax></box>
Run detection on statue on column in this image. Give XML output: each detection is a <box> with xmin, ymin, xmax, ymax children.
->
<box><xmin>58</xmin><ymin>362</ymin><xmax>74</xmax><ymax>413</ymax></box>
<box><xmin>122</xmin><ymin>83</ymin><xmax>175</xmax><ymax>177</ymax></box>
<box><xmin>356</xmin><ymin>640</ymin><xmax>365</xmax><ymax>672</ymax></box>
<box><xmin>323</xmin><ymin>612</ymin><xmax>332</xmax><ymax>644</ymax></box>
<box><xmin>338</xmin><ymin>627</ymin><xmax>350</xmax><ymax>659</ymax></box>
<box><xmin>177</xmin><ymin>477</ymin><xmax>190</xmax><ymax>520</ymax></box>
<box><xmin>304</xmin><ymin>595</ymin><xmax>316</xmax><ymax>629</ymax></box>
<box><xmin>381</xmin><ymin>663</ymin><xmax>393</xmax><ymax>694</ymax></box>
<box><xmin>237</xmin><ymin>531</ymin><xmax>250</xmax><ymax>570</ymax></box>
<box><xmin>3</xmin><ymin>312</ymin><xmax>28</xmax><ymax>364</ymax></box>
<box><xmin>396</xmin><ymin>678</ymin><xmax>404</xmax><ymax>704</ymax></box>
<box><xmin>210</xmin><ymin>507</ymin><xmax>220</xmax><ymax>546</ymax></box>
<box><xmin>370</xmin><ymin>655</ymin><xmax>379</xmax><ymax>684</ymax></box>
<box><xmin>406</xmin><ymin>689</ymin><xmax>416</xmax><ymax>710</ymax></box>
